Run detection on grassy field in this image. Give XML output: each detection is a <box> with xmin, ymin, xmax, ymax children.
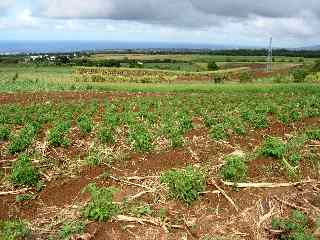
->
<box><xmin>0</xmin><ymin>57</ymin><xmax>320</xmax><ymax>239</ymax></box>
<box><xmin>90</xmin><ymin>53</ymin><xmax>317</xmax><ymax>63</ymax></box>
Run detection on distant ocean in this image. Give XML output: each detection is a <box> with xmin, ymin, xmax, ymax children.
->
<box><xmin>0</xmin><ymin>40</ymin><xmax>230</xmax><ymax>54</ymax></box>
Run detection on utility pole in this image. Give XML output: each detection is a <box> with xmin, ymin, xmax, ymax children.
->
<box><xmin>267</xmin><ymin>37</ymin><xmax>273</xmax><ymax>72</ymax></box>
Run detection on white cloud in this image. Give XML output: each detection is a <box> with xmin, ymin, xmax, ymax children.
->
<box><xmin>0</xmin><ymin>0</ymin><xmax>15</xmax><ymax>14</ymax></box>
<box><xmin>1</xmin><ymin>0</ymin><xmax>319</xmax><ymax>47</ymax></box>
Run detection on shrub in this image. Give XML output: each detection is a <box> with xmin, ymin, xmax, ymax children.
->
<box><xmin>292</xmin><ymin>69</ymin><xmax>308</xmax><ymax>83</ymax></box>
<box><xmin>0</xmin><ymin>219</ymin><xmax>31</xmax><ymax>240</ymax></box>
<box><xmin>77</xmin><ymin>114</ymin><xmax>93</xmax><ymax>135</ymax></box>
<box><xmin>48</xmin><ymin>121</ymin><xmax>71</xmax><ymax>147</ymax></box>
<box><xmin>208</xmin><ymin>61</ymin><xmax>219</xmax><ymax>71</ymax></box>
<box><xmin>0</xmin><ymin>125</ymin><xmax>10</xmax><ymax>141</ymax></box>
<box><xmin>261</xmin><ymin>136</ymin><xmax>286</xmax><ymax>159</ymax></box>
<box><xmin>98</xmin><ymin>127</ymin><xmax>115</xmax><ymax>144</ymax></box>
<box><xmin>10</xmin><ymin>153</ymin><xmax>40</xmax><ymax>187</ymax></box>
<box><xmin>220</xmin><ymin>155</ymin><xmax>247</xmax><ymax>182</ymax></box>
<box><xmin>160</xmin><ymin>166</ymin><xmax>205</xmax><ymax>204</ymax></box>
<box><xmin>58</xmin><ymin>221</ymin><xmax>85</xmax><ymax>240</ymax></box>
<box><xmin>82</xmin><ymin>183</ymin><xmax>119</xmax><ymax>222</ymax></box>
<box><xmin>271</xmin><ymin>210</ymin><xmax>315</xmax><ymax>240</ymax></box>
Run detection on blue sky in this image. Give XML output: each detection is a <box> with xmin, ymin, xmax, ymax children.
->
<box><xmin>0</xmin><ymin>0</ymin><xmax>319</xmax><ymax>48</ymax></box>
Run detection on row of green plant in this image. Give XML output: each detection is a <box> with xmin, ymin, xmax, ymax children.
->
<box><xmin>1</xmin><ymin>91</ymin><xmax>319</xmax><ymax>155</ymax></box>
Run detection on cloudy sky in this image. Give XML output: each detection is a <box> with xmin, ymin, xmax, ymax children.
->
<box><xmin>0</xmin><ymin>0</ymin><xmax>319</xmax><ymax>47</ymax></box>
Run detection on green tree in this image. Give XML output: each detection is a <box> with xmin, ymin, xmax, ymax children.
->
<box><xmin>207</xmin><ymin>61</ymin><xmax>219</xmax><ymax>71</ymax></box>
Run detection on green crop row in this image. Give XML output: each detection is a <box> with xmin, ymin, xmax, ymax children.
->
<box><xmin>0</xmin><ymin>90</ymin><xmax>319</xmax><ymax>155</ymax></box>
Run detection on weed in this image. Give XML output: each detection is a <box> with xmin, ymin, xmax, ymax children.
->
<box><xmin>200</xmin><ymin>235</ymin><xmax>238</xmax><ymax>240</ymax></box>
<box><xmin>58</xmin><ymin>221</ymin><xmax>85</xmax><ymax>240</ymax></box>
<box><xmin>261</xmin><ymin>136</ymin><xmax>286</xmax><ymax>159</ymax></box>
<box><xmin>48</xmin><ymin>121</ymin><xmax>71</xmax><ymax>147</ymax></box>
<box><xmin>131</xmin><ymin>204</ymin><xmax>153</xmax><ymax>217</ymax></box>
<box><xmin>160</xmin><ymin>166</ymin><xmax>205</xmax><ymax>204</ymax></box>
<box><xmin>289</xmin><ymin>154</ymin><xmax>302</xmax><ymax>166</ymax></box>
<box><xmin>128</xmin><ymin>125</ymin><xmax>153</xmax><ymax>152</ymax></box>
<box><xmin>220</xmin><ymin>155</ymin><xmax>247</xmax><ymax>182</ymax></box>
<box><xmin>98</xmin><ymin>127</ymin><xmax>115</xmax><ymax>144</ymax></box>
<box><xmin>209</xmin><ymin>123</ymin><xmax>228</xmax><ymax>141</ymax></box>
<box><xmin>203</xmin><ymin>114</ymin><xmax>218</xmax><ymax>128</ymax></box>
<box><xmin>271</xmin><ymin>210</ymin><xmax>315</xmax><ymax>240</ymax></box>
<box><xmin>77</xmin><ymin>114</ymin><xmax>93</xmax><ymax>135</ymax></box>
<box><xmin>177</xmin><ymin>111</ymin><xmax>193</xmax><ymax>133</ymax></box>
<box><xmin>85</xmin><ymin>149</ymin><xmax>102</xmax><ymax>167</ymax></box>
<box><xmin>82</xmin><ymin>183</ymin><xmax>119</xmax><ymax>222</ymax></box>
<box><xmin>162</xmin><ymin>121</ymin><xmax>184</xmax><ymax>148</ymax></box>
<box><xmin>168</xmin><ymin>129</ymin><xmax>184</xmax><ymax>148</ymax></box>
<box><xmin>241</xmin><ymin>109</ymin><xmax>268</xmax><ymax>129</ymax></box>
<box><xmin>232</xmin><ymin>122</ymin><xmax>246</xmax><ymax>136</ymax></box>
<box><xmin>103</xmin><ymin>113</ymin><xmax>119</xmax><ymax>128</ymax></box>
<box><xmin>10</xmin><ymin>153</ymin><xmax>40</xmax><ymax>187</ymax></box>
<box><xmin>16</xmin><ymin>194</ymin><xmax>34</xmax><ymax>203</ymax></box>
<box><xmin>0</xmin><ymin>125</ymin><xmax>10</xmax><ymax>141</ymax></box>
<box><xmin>0</xmin><ymin>219</ymin><xmax>31</xmax><ymax>240</ymax></box>
<box><xmin>251</xmin><ymin>113</ymin><xmax>268</xmax><ymax>129</ymax></box>
<box><xmin>8</xmin><ymin>123</ymin><xmax>38</xmax><ymax>154</ymax></box>
<box><xmin>306</xmin><ymin>129</ymin><xmax>320</xmax><ymax>140</ymax></box>
<box><xmin>158</xmin><ymin>208</ymin><xmax>167</xmax><ymax>222</ymax></box>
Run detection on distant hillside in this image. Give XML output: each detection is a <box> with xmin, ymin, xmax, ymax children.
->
<box><xmin>297</xmin><ymin>45</ymin><xmax>320</xmax><ymax>51</ymax></box>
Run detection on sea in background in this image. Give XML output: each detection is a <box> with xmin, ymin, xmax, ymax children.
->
<box><xmin>0</xmin><ymin>40</ymin><xmax>233</xmax><ymax>54</ymax></box>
